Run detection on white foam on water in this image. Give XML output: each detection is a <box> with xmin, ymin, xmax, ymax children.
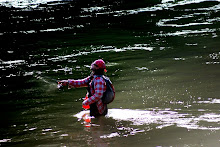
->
<box><xmin>74</xmin><ymin>108</ymin><xmax>220</xmax><ymax>133</ymax></box>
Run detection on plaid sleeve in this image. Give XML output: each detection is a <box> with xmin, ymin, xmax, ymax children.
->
<box><xmin>68</xmin><ymin>76</ymin><xmax>90</xmax><ymax>88</ymax></box>
<box><xmin>83</xmin><ymin>77</ymin><xmax>106</xmax><ymax>106</ymax></box>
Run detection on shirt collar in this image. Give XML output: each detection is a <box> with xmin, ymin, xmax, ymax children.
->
<box><xmin>93</xmin><ymin>75</ymin><xmax>103</xmax><ymax>78</ymax></box>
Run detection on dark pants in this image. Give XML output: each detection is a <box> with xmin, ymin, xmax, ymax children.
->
<box><xmin>90</xmin><ymin>103</ymin><xmax>108</xmax><ymax>117</ymax></box>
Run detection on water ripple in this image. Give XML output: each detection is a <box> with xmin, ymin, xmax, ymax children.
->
<box><xmin>96</xmin><ymin>0</ymin><xmax>220</xmax><ymax>17</ymax></box>
<box><xmin>47</xmin><ymin>44</ymin><xmax>153</xmax><ymax>62</ymax></box>
<box><xmin>0</xmin><ymin>0</ymin><xmax>65</xmax><ymax>8</ymax></box>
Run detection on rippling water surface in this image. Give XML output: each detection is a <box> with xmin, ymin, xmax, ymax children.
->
<box><xmin>1</xmin><ymin>0</ymin><xmax>220</xmax><ymax>146</ymax></box>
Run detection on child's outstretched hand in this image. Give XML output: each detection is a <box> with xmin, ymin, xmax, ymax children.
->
<box><xmin>57</xmin><ymin>80</ymin><xmax>68</xmax><ymax>89</ymax></box>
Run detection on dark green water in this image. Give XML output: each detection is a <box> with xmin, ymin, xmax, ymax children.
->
<box><xmin>1</xmin><ymin>0</ymin><xmax>220</xmax><ymax>146</ymax></box>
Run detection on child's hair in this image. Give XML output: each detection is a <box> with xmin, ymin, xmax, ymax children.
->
<box><xmin>94</xmin><ymin>68</ymin><xmax>104</xmax><ymax>75</ymax></box>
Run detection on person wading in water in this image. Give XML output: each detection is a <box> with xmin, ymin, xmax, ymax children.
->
<box><xmin>58</xmin><ymin>59</ymin><xmax>114</xmax><ymax>117</ymax></box>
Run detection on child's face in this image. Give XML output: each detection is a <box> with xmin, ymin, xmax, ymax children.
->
<box><xmin>91</xmin><ymin>64</ymin><xmax>98</xmax><ymax>71</ymax></box>
<box><xmin>90</xmin><ymin>64</ymin><xmax>98</xmax><ymax>74</ymax></box>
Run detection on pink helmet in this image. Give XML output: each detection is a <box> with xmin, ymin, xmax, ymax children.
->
<box><xmin>91</xmin><ymin>59</ymin><xmax>106</xmax><ymax>69</ymax></box>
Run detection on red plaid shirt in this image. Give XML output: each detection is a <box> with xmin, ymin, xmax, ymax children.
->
<box><xmin>68</xmin><ymin>75</ymin><xmax>107</xmax><ymax>114</ymax></box>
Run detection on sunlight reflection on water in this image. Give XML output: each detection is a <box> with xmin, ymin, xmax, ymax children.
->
<box><xmin>0</xmin><ymin>0</ymin><xmax>64</xmax><ymax>8</ymax></box>
<box><xmin>75</xmin><ymin>107</ymin><xmax>220</xmax><ymax>139</ymax></box>
<box><xmin>47</xmin><ymin>44</ymin><xmax>153</xmax><ymax>63</ymax></box>
<box><xmin>107</xmin><ymin>109</ymin><xmax>220</xmax><ymax>130</ymax></box>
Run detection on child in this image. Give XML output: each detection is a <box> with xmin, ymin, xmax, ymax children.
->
<box><xmin>58</xmin><ymin>59</ymin><xmax>110</xmax><ymax>117</ymax></box>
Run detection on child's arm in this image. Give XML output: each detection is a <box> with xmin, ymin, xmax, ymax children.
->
<box><xmin>58</xmin><ymin>76</ymin><xmax>90</xmax><ymax>88</ymax></box>
<box><xmin>68</xmin><ymin>76</ymin><xmax>90</xmax><ymax>88</ymax></box>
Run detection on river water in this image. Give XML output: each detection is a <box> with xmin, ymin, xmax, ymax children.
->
<box><xmin>1</xmin><ymin>0</ymin><xmax>220</xmax><ymax>146</ymax></box>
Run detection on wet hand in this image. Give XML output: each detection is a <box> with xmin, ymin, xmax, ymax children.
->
<box><xmin>57</xmin><ymin>80</ymin><xmax>68</xmax><ymax>89</ymax></box>
<box><xmin>58</xmin><ymin>80</ymin><xmax>68</xmax><ymax>86</ymax></box>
